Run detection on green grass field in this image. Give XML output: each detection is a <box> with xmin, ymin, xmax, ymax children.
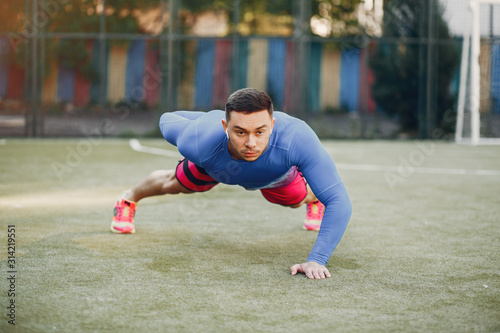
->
<box><xmin>1</xmin><ymin>139</ymin><xmax>499</xmax><ymax>332</ymax></box>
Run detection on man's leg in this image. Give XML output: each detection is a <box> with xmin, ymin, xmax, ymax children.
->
<box><xmin>123</xmin><ymin>169</ymin><xmax>193</xmax><ymax>203</ymax></box>
<box><xmin>261</xmin><ymin>178</ymin><xmax>324</xmax><ymax>231</ymax></box>
<box><xmin>289</xmin><ymin>184</ymin><xmax>324</xmax><ymax>231</ymax></box>
<box><xmin>111</xmin><ymin>159</ymin><xmax>219</xmax><ymax>234</ymax></box>
<box><xmin>111</xmin><ymin>170</ymin><xmax>192</xmax><ymax>234</ymax></box>
<box><xmin>289</xmin><ymin>184</ymin><xmax>316</xmax><ymax>208</ymax></box>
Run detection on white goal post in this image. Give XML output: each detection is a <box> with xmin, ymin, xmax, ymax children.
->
<box><xmin>456</xmin><ymin>0</ymin><xmax>500</xmax><ymax>145</ymax></box>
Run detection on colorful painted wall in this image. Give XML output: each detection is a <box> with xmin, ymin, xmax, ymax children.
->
<box><xmin>3</xmin><ymin>37</ymin><xmax>497</xmax><ymax>114</ymax></box>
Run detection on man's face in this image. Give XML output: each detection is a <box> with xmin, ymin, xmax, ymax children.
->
<box><xmin>222</xmin><ymin>110</ymin><xmax>275</xmax><ymax>162</ymax></box>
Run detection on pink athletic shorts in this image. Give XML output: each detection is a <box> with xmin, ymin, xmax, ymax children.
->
<box><xmin>175</xmin><ymin>158</ymin><xmax>219</xmax><ymax>192</ymax></box>
<box><xmin>175</xmin><ymin>159</ymin><xmax>307</xmax><ymax>206</ymax></box>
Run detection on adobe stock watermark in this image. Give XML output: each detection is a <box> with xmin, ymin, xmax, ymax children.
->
<box><xmin>384</xmin><ymin>140</ymin><xmax>436</xmax><ymax>190</ymax></box>
<box><xmin>51</xmin><ymin>63</ymin><xmax>163</xmax><ymax>180</ymax></box>
<box><xmin>51</xmin><ymin>118</ymin><xmax>115</xmax><ymax>180</ymax></box>
<box><xmin>384</xmin><ymin>110</ymin><xmax>456</xmax><ymax>190</ymax></box>
<box><xmin>8</xmin><ymin>0</ymin><xmax>70</xmax><ymax>53</ymax></box>
<box><xmin>176</xmin><ymin>161</ymin><xmax>243</xmax><ymax>223</ymax></box>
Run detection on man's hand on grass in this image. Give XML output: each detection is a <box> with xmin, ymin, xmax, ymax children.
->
<box><xmin>290</xmin><ymin>261</ymin><xmax>331</xmax><ymax>279</ymax></box>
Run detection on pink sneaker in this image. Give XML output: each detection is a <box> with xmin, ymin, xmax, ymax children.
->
<box><xmin>304</xmin><ymin>200</ymin><xmax>324</xmax><ymax>231</ymax></box>
<box><xmin>110</xmin><ymin>198</ymin><xmax>137</xmax><ymax>234</ymax></box>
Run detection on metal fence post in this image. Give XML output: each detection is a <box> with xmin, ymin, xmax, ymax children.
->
<box><xmin>167</xmin><ymin>0</ymin><xmax>177</xmax><ymax>112</ymax></box>
<box><xmin>24</xmin><ymin>0</ymin><xmax>31</xmax><ymax>137</ymax></box>
<box><xmin>231</xmin><ymin>0</ymin><xmax>241</xmax><ymax>93</ymax></box>
<box><xmin>40</xmin><ymin>0</ymin><xmax>45</xmax><ymax>137</ymax></box>
<box><xmin>160</xmin><ymin>0</ymin><xmax>167</xmax><ymax>109</ymax></box>
<box><xmin>31</xmin><ymin>0</ymin><xmax>38</xmax><ymax>137</ymax></box>
<box><xmin>425</xmin><ymin>0</ymin><xmax>437</xmax><ymax>139</ymax></box>
<box><xmin>302</xmin><ymin>0</ymin><xmax>311</xmax><ymax>116</ymax></box>
<box><xmin>159</xmin><ymin>0</ymin><xmax>178</xmax><ymax>112</ymax></box>
<box><xmin>99</xmin><ymin>0</ymin><xmax>106</xmax><ymax>115</ymax></box>
<box><xmin>418</xmin><ymin>0</ymin><xmax>431</xmax><ymax>139</ymax></box>
<box><xmin>292</xmin><ymin>0</ymin><xmax>310</xmax><ymax>116</ymax></box>
<box><xmin>489</xmin><ymin>3</ymin><xmax>494</xmax><ymax>133</ymax></box>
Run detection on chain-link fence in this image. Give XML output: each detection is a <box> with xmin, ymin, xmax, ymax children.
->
<box><xmin>0</xmin><ymin>0</ymin><xmax>498</xmax><ymax>138</ymax></box>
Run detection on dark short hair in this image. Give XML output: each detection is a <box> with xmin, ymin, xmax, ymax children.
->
<box><xmin>225</xmin><ymin>88</ymin><xmax>273</xmax><ymax>121</ymax></box>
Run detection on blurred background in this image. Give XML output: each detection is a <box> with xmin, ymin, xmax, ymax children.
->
<box><xmin>0</xmin><ymin>0</ymin><xmax>499</xmax><ymax>139</ymax></box>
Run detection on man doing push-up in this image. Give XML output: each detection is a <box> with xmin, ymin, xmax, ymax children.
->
<box><xmin>111</xmin><ymin>88</ymin><xmax>352</xmax><ymax>279</ymax></box>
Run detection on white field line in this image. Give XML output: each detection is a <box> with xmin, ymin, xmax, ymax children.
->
<box><xmin>458</xmin><ymin>138</ymin><xmax>500</xmax><ymax>146</ymax></box>
<box><xmin>129</xmin><ymin>139</ymin><xmax>500</xmax><ymax>176</ymax></box>
<box><xmin>129</xmin><ymin>139</ymin><xmax>181</xmax><ymax>158</ymax></box>
<box><xmin>335</xmin><ymin>163</ymin><xmax>500</xmax><ymax>176</ymax></box>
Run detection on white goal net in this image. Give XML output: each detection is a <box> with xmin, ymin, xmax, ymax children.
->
<box><xmin>456</xmin><ymin>0</ymin><xmax>500</xmax><ymax>145</ymax></box>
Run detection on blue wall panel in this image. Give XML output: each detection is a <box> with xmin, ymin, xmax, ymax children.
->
<box><xmin>235</xmin><ymin>40</ymin><xmax>248</xmax><ymax>90</ymax></box>
<box><xmin>0</xmin><ymin>37</ymin><xmax>8</xmax><ymax>98</ymax></box>
<box><xmin>309</xmin><ymin>42</ymin><xmax>322</xmax><ymax>113</ymax></box>
<box><xmin>340</xmin><ymin>49</ymin><xmax>361</xmax><ymax>112</ymax></box>
<box><xmin>57</xmin><ymin>66</ymin><xmax>75</xmax><ymax>103</ymax></box>
<box><xmin>492</xmin><ymin>44</ymin><xmax>500</xmax><ymax>114</ymax></box>
<box><xmin>125</xmin><ymin>40</ymin><xmax>146</xmax><ymax>103</ymax></box>
<box><xmin>90</xmin><ymin>41</ymin><xmax>109</xmax><ymax>104</ymax></box>
<box><xmin>267</xmin><ymin>39</ymin><xmax>286</xmax><ymax>109</ymax></box>
<box><xmin>195</xmin><ymin>40</ymin><xmax>215</xmax><ymax>109</ymax></box>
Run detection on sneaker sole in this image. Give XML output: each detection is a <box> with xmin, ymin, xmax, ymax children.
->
<box><xmin>303</xmin><ymin>223</ymin><xmax>320</xmax><ymax>231</ymax></box>
<box><xmin>110</xmin><ymin>223</ymin><xmax>135</xmax><ymax>234</ymax></box>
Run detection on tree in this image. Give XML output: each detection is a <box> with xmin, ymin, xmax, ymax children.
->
<box><xmin>0</xmin><ymin>1</ymin><xmax>25</xmax><ymax>32</ymax></box>
<box><xmin>310</xmin><ymin>0</ymin><xmax>364</xmax><ymax>37</ymax></box>
<box><xmin>369</xmin><ymin>0</ymin><xmax>459</xmax><ymax>134</ymax></box>
<box><xmin>46</xmin><ymin>0</ymin><xmax>158</xmax><ymax>82</ymax></box>
<box><xmin>180</xmin><ymin>0</ymin><xmax>364</xmax><ymax>37</ymax></box>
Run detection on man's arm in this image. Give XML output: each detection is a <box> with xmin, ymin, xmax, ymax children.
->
<box><xmin>306</xmin><ymin>182</ymin><xmax>352</xmax><ymax>264</ymax></box>
<box><xmin>159</xmin><ymin>111</ymin><xmax>205</xmax><ymax>146</ymax></box>
<box><xmin>170</xmin><ymin>111</ymin><xmax>207</xmax><ymax>120</ymax></box>
<box><xmin>159</xmin><ymin>110</ymin><xmax>226</xmax><ymax>166</ymax></box>
<box><xmin>159</xmin><ymin>111</ymin><xmax>211</xmax><ymax>163</ymax></box>
<box><xmin>291</xmin><ymin>123</ymin><xmax>352</xmax><ymax>272</ymax></box>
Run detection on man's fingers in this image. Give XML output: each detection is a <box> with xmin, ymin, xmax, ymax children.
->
<box><xmin>310</xmin><ymin>268</ymin><xmax>328</xmax><ymax>279</ymax></box>
<box><xmin>312</xmin><ymin>269</ymin><xmax>323</xmax><ymax>280</ymax></box>
<box><xmin>305</xmin><ymin>267</ymin><xmax>322</xmax><ymax>279</ymax></box>
<box><xmin>291</xmin><ymin>262</ymin><xmax>331</xmax><ymax>279</ymax></box>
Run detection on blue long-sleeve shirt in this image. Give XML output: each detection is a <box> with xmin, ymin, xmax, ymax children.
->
<box><xmin>160</xmin><ymin>110</ymin><xmax>352</xmax><ymax>266</ymax></box>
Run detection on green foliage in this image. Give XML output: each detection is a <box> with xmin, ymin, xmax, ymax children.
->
<box><xmin>0</xmin><ymin>1</ymin><xmax>26</xmax><ymax>32</ymax></box>
<box><xmin>180</xmin><ymin>0</ymin><xmax>233</xmax><ymax>12</ymax></box>
<box><xmin>369</xmin><ymin>0</ymin><xmax>459</xmax><ymax>133</ymax></box>
<box><xmin>57</xmin><ymin>39</ymin><xmax>100</xmax><ymax>83</ymax></box>
<box><xmin>311</xmin><ymin>0</ymin><xmax>364</xmax><ymax>37</ymax></box>
<box><xmin>179</xmin><ymin>0</ymin><xmax>364</xmax><ymax>37</ymax></box>
<box><xmin>180</xmin><ymin>0</ymin><xmax>291</xmax><ymax>15</ymax></box>
<box><xmin>46</xmin><ymin>0</ymin><xmax>158</xmax><ymax>33</ymax></box>
<box><xmin>240</xmin><ymin>0</ymin><xmax>292</xmax><ymax>15</ymax></box>
<box><xmin>44</xmin><ymin>0</ymin><xmax>158</xmax><ymax>81</ymax></box>
<box><xmin>311</xmin><ymin>0</ymin><xmax>363</xmax><ymax>19</ymax></box>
